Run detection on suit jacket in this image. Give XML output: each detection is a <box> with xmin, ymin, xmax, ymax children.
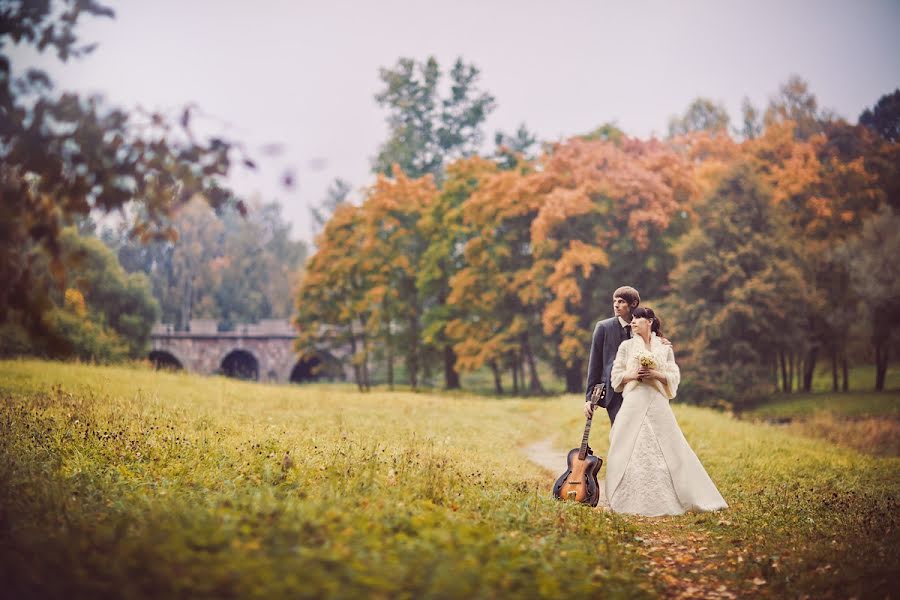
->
<box><xmin>584</xmin><ymin>316</ymin><xmax>631</xmax><ymax>424</ymax></box>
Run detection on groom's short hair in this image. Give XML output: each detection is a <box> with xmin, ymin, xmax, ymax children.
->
<box><xmin>613</xmin><ymin>286</ymin><xmax>640</xmax><ymax>308</ymax></box>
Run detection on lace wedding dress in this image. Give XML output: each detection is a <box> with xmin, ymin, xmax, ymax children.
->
<box><xmin>605</xmin><ymin>333</ymin><xmax>727</xmax><ymax>516</ymax></box>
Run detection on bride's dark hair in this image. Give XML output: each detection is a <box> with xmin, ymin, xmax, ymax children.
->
<box><xmin>632</xmin><ymin>306</ymin><xmax>662</xmax><ymax>336</ymax></box>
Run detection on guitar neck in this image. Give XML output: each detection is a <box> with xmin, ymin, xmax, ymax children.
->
<box><xmin>578</xmin><ymin>384</ymin><xmax>604</xmax><ymax>460</ymax></box>
<box><xmin>578</xmin><ymin>417</ymin><xmax>592</xmax><ymax>460</ymax></box>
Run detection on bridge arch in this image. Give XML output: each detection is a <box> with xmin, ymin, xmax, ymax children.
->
<box><xmin>290</xmin><ymin>351</ymin><xmax>343</xmax><ymax>383</ymax></box>
<box><xmin>220</xmin><ymin>349</ymin><xmax>260</xmax><ymax>381</ymax></box>
<box><xmin>148</xmin><ymin>350</ymin><xmax>184</xmax><ymax>371</ymax></box>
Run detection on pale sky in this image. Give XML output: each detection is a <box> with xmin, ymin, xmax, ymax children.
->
<box><xmin>12</xmin><ymin>0</ymin><xmax>900</xmax><ymax>244</ymax></box>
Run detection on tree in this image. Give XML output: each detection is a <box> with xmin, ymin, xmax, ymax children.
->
<box><xmin>310</xmin><ymin>178</ymin><xmax>352</xmax><ymax>240</ymax></box>
<box><xmin>764</xmin><ymin>75</ymin><xmax>823</xmax><ymax>140</ymax></box>
<box><xmin>859</xmin><ymin>89</ymin><xmax>900</xmax><ymax>143</ymax></box>
<box><xmin>1</xmin><ymin>1</ymin><xmax>248</xmax><ymax>348</ymax></box>
<box><xmin>739</xmin><ymin>97</ymin><xmax>762</xmax><ymax>140</ymax></box>
<box><xmin>418</xmin><ymin>157</ymin><xmax>500</xmax><ymax>389</ymax></box>
<box><xmin>447</xmin><ymin>168</ymin><xmax>544</xmax><ymax>394</ymax></box>
<box><xmin>296</xmin><ymin>204</ymin><xmax>372</xmax><ymax>391</ymax></box>
<box><xmin>493</xmin><ymin>123</ymin><xmax>538</xmax><ymax>170</ymax></box>
<box><xmin>665</xmin><ymin>164</ymin><xmax>809</xmax><ymax>409</ymax></box>
<box><xmin>834</xmin><ymin>206</ymin><xmax>900</xmax><ymax>390</ymax></box>
<box><xmin>668</xmin><ymin>98</ymin><xmax>730</xmax><ymax>138</ymax></box>
<box><xmin>360</xmin><ymin>168</ymin><xmax>437</xmax><ymax>389</ymax></box>
<box><xmin>105</xmin><ymin>198</ymin><xmax>306</xmax><ymax>330</ymax></box>
<box><xmin>527</xmin><ymin>137</ymin><xmax>694</xmax><ymax>392</ymax></box>
<box><xmin>0</xmin><ymin>228</ymin><xmax>158</xmax><ymax>361</ymax></box>
<box><xmin>373</xmin><ymin>56</ymin><xmax>496</xmax><ymax>181</ymax></box>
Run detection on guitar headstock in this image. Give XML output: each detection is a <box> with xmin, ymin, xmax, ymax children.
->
<box><xmin>590</xmin><ymin>383</ymin><xmax>606</xmax><ymax>407</ymax></box>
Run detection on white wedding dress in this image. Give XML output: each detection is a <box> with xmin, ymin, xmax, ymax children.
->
<box><xmin>605</xmin><ymin>333</ymin><xmax>727</xmax><ymax>516</ymax></box>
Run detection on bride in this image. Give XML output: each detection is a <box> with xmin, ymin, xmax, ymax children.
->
<box><xmin>606</xmin><ymin>307</ymin><xmax>727</xmax><ymax>516</ymax></box>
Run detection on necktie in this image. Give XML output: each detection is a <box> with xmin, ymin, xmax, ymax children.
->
<box><xmin>623</xmin><ymin>325</ymin><xmax>631</xmax><ymax>340</ymax></box>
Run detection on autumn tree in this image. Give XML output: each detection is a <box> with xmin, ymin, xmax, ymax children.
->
<box><xmin>764</xmin><ymin>75</ymin><xmax>825</xmax><ymax>140</ymax></box>
<box><xmin>360</xmin><ymin>168</ymin><xmax>437</xmax><ymax>389</ymax></box>
<box><xmin>1</xmin><ymin>1</ymin><xmax>249</xmax><ymax>350</ymax></box>
<box><xmin>745</xmin><ymin>114</ymin><xmax>884</xmax><ymax>391</ymax></box>
<box><xmin>527</xmin><ymin>137</ymin><xmax>695</xmax><ymax>392</ymax></box>
<box><xmin>447</xmin><ymin>168</ymin><xmax>545</xmax><ymax>394</ymax></box>
<box><xmin>418</xmin><ymin>157</ymin><xmax>500</xmax><ymax>389</ymax></box>
<box><xmin>295</xmin><ymin>204</ymin><xmax>372</xmax><ymax>390</ymax></box>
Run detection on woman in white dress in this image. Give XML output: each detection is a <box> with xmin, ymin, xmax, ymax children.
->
<box><xmin>606</xmin><ymin>307</ymin><xmax>727</xmax><ymax>516</ymax></box>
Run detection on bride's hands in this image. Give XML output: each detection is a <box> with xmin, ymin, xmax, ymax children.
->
<box><xmin>638</xmin><ymin>367</ymin><xmax>665</xmax><ymax>383</ymax></box>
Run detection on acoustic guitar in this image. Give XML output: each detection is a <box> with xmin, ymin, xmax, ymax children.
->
<box><xmin>552</xmin><ymin>383</ymin><xmax>606</xmax><ymax>507</ymax></box>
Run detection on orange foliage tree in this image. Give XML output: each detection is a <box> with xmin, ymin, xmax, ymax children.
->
<box><xmin>295</xmin><ymin>204</ymin><xmax>372</xmax><ymax>390</ymax></box>
<box><xmin>359</xmin><ymin>167</ymin><xmax>437</xmax><ymax>389</ymax></box>
<box><xmin>526</xmin><ymin>137</ymin><xmax>695</xmax><ymax>391</ymax></box>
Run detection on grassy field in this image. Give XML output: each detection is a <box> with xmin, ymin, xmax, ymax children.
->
<box><xmin>744</xmin><ymin>390</ymin><xmax>900</xmax><ymax>457</ymax></box>
<box><xmin>1</xmin><ymin>359</ymin><xmax>898</xmax><ymax>599</ymax></box>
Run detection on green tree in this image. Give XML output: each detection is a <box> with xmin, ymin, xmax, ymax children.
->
<box><xmin>665</xmin><ymin>164</ymin><xmax>809</xmax><ymax>409</ymax></box>
<box><xmin>859</xmin><ymin>89</ymin><xmax>900</xmax><ymax>143</ymax></box>
<box><xmin>668</xmin><ymin>98</ymin><xmax>731</xmax><ymax>137</ymax></box>
<box><xmin>739</xmin><ymin>97</ymin><xmax>763</xmax><ymax>140</ymax></box>
<box><xmin>834</xmin><ymin>206</ymin><xmax>900</xmax><ymax>390</ymax></box>
<box><xmin>0</xmin><ymin>228</ymin><xmax>158</xmax><ymax>361</ymax></box>
<box><xmin>373</xmin><ymin>57</ymin><xmax>496</xmax><ymax>181</ymax></box>
<box><xmin>310</xmin><ymin>178</ymin><xmax>352</xmax><ymax>240</ymax></box>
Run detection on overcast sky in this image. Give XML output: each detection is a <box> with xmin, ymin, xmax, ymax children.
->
<box><xmin>13</xmin><ymin>0</ymin><xmax>900</xmax><ymax>244</ymax></box>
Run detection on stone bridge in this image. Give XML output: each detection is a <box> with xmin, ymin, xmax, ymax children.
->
<box><xmin>149</xmin><ymin>319</ymin><xmax>349</xmax><ymax>383</ymax></box>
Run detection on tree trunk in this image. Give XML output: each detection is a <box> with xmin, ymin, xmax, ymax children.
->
<box><xmin>358</xmin><ymin>316</ymin><xmax>371</xmax><ymax>391</ymax></box>
<box><xmin>773</xmin><ymin>359</ymin><xmax>780</xmax><ymax>393</ymax></box>
<box><xmin>778</xmin><ymin>352</ymin><xmax>788</xmax><ymax>394</ymax></box>
<box><xmin>787</xmin><ymin>353</ymin><xmax>795</xmax><ymax>393</ymax></box>
<box><xmin>407</xmin><ymin>301</ymin><xmax>420</xmax><ymax>390</ymax></box>
<box><xmin>841</xmin><ymin>354</ymin><xmax>849</xmax><ymax>392</ymax></box>
<box><xmin>521</xmin><ymin>335</ymin><xmax>545</xmax><ymax>394</ymax></box>
<box><xmin>180</xmin><ymin>276</ymin><xmax>193</xmax><ymax>331</ymax></box>
<box><xmin>802</xmin><ymin>347</ymin><xmax>817</xmax><ymax>392</ymax></box>
<box><xmin>443</xmin><ymin>344</ymin><xmax>461</xmax><ymax>390</ymax></box>
<box><xmin>490</xmin><ymin>360</ymin><xmax>503</xmax><ymax>395</ymax></box>
<box><xmin>511</xmin><ymin>358</ymin><xmax>519</xmax><ymax>396</ymax></box>
<box><xmin>831</xmin><ymin>349</ymin><xmax>838</xmax><ymax>392</ymax></box>
<box><xmin>564</xmin><ymin>363</ymin><xmax>582</xmax><ymax>394</ymax></box>
<box><xmin>348</xmin><ymin>329</ymin><xmax>363</xmax><ymax>392</ymax></box>
<box><xmin>386</xmin><ymin>328</ymin><xmax>394</xmax><ymax>390</ymax></box>
<box><xmin>875</xmin><ymin>343</ymin><xmax>888</xmax><ymax>391</ymax></box>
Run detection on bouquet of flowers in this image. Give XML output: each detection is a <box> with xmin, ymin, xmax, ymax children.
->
<box><xmin>636</xmin><ymin>351</ymin><xmax>657</xmax><ymax>370</ymax></box>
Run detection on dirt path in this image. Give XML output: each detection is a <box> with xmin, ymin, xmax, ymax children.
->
<box><xmin>522</xmin><ymin>437</ymin><xmax>741</xmax><ymax>599</ymax></box>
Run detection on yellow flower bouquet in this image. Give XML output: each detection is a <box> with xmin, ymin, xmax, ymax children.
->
<box><xmin>636</xmin><ymin>351</ymin><xmax>657</xmax><ymax>370</ymax></box>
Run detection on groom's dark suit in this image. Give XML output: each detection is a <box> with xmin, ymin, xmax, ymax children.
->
<box><xmin>584</xmin><ymin>316</ymin><xmax>631</xmax><ymax>424</ymax></box>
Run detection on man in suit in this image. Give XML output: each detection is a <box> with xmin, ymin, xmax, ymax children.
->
<box><xmin>583</xmin><ymin>286</ymin><xmax>640</xmax><ymax>424</ymax></box>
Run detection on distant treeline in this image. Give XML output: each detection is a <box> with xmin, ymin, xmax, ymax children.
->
<box><xmin>296</xmin><ymin>68</ymin><xmax>899</xmax><ymax>408</ymax></box>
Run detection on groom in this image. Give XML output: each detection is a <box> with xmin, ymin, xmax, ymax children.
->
<box><xmin>583</xmin><ymin>286</ymin><xmax>641</xmax><ymax>424</ymax></box>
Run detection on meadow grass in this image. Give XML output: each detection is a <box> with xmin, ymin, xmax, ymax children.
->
<box><xmin>744</xmin><ymin>390</ymin><xmax>900</xmax><ymax>457</ymax></box>
<box><xmin>746</xmin><ymin>391</ymin><xmax>899</xmax><ymax>420</ymax></box>
<box><xmin>807</xmin><ymin>362</ymin><xmax>900</xmax><ymax>393</ymax></box>
<box><xmin>1</xmin><ymin>359</ymin><xmax>898</xmax><ymax>599</ymax></box>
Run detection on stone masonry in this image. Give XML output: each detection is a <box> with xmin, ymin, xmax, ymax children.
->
<box><xmin>149</xmin><ymin>318</ymin><xmax>348</xmax><ymax>383</ymax></box>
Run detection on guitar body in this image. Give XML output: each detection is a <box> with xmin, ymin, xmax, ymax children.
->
<box><xmin>552</xmin><ymin>448</ymin><xmax>603</xmax><ymax>507</ymax></box>
<box><xmin>552</xmin><ymin>383</ymin><xmax>606</xmax><ymax>507</ymax></box>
